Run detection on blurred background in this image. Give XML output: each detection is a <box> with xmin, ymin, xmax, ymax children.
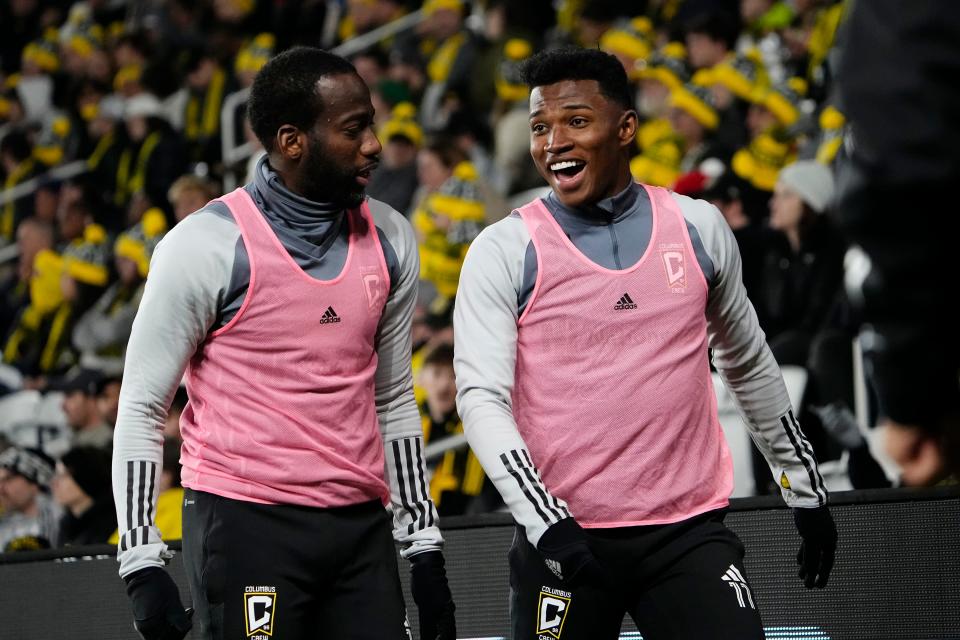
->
<box><xmin>1</xmin><ymin>0</ymin><xmax>957</xmax><ymax>556</ymax></box>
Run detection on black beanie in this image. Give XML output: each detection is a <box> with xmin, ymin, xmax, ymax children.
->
<box><xmin>61</xmin><ymin>446</ymin><xmax>113</xmax><ymax>500</ymax></box>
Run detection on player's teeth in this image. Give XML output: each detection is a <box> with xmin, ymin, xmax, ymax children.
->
<box><xmin>550</xmin><ymin>161</ymin><xmax>582</xmax><ymax>171</ymax></box>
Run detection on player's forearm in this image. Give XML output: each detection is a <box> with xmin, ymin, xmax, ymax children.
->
<box><xmin>384</xmin><ymin>434</ymin><xmax>445</xmax><ymax>557</ymax></box>
<box><xmin>459</xmin><ymin>387</ymin><xmax>570</xmax><ymax>546</ymax></box>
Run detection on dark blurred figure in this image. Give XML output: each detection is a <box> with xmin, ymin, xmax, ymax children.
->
<box><xmin>52</xmin><ymin>445</ymin><xmax>116</xmax><ymax>546</ymax></box>
<box><xmin>1</xmin><ymin>129</ymin><xmax>40</xmax><ymax>243</ymax></box>
<box><xmin>836</xmin><ymin>0</ymin><xmax>960</xmax><ymax>485</ymax></box>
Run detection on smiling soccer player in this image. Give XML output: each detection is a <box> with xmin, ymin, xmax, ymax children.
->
<box><xmin>454</xmin><ymin>47</ymin><xmax>837</xmax><ymax>639</ymax></box>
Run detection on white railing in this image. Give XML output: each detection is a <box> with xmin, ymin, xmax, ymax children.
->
<box><xmin>0</xmin><ymin>160</ymin><xmax>87</xmax><ymax>207</ymax></box>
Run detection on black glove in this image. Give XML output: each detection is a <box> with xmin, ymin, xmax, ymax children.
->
<box><xmin>410</xmin><ymin>551</ymin><xmax>456</xmax><ymax>640</ymax></box>
<box><xmin>124</xmin><ymin>567</ymin><xmax>193</xmax><ymax>640</ymax></box>
<box><xmin>536</xmin><ymin>517</ymin><xmax>605</xmax><ymax>588</ymax></box>
<box><xmin>793</xmin><ymin>506</ymin><xmax>838</xmax><ymax>589</ymax></box>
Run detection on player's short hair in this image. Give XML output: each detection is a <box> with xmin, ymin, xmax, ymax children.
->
<box><xmin>247</xmin><ymin>46</ymin><xmax>358</xmax><ymax>152</ymax></box>
<box><xmin>520</xmin><ymin>47</ymin><xmax>633</xmax><ymax>110</ymax></box>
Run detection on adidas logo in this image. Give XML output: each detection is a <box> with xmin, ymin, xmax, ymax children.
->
<box><xmin>614</xmin><ymin>293</ymin><xmax>637</xmax><ymax>310</ymax></box>
<box><xmin>319</xmin><ymin>306</ymin><xmax>341</xmax><ymax>324</ymax></box>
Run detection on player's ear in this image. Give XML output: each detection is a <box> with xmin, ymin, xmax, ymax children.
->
<box><xmin>619</xmin><ymin>110</ymin><xmax>638</xmax><ymax>147</ymax></box>
<box><xmin>276</xmin><ymin>124</ymin><xmax>304</xmax><ymax>161</ymax></box>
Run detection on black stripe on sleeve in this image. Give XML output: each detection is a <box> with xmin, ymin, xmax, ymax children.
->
<box><xmin>500</xmin><ymin>452</ymin><xmax>551</xmax><ymax>525</ymax></box>
<box><xmin>125</xmin><ymin>460</ymin><xmax>134</xmax><ymax>532</ymax></box>
<box><xmin>511</xmin><ymin>449</ymin><xmax>565</xmax><ymax>521</ymax></box>
<box><xmin>789</xmin><ymin>410</ymin><xmax>828</xmax><ymax>503</ymax></box>
<box><xmin>413</xmin><ymin>438</ymin><xmax>435</xmax><ymax>528</ymax></box>
<box><xmin>392</xmin><ymin>440</ymin><xmax>418</xmax><ymax>535</ymax></box>
<box><xmin>520</xmin><ymin>449</ymin><xmax>569</xmax><ymax>517</ymax></box>
<box><xmin>137</xmin><ymin>461</ymin><xmax>147</xmax><ymax>529</ymax></box>
<box><xmin>780</xmin><ymin>414</ymin><xmax>825</xmax><ymax>506</ymax></box>
<box><xmin>403</xmin><ymin>438</ymin><xmax>427</xmax><ymax>530</ymax></box>
<box><xmin>146</xmin><ymin>462</ymin><xmax>156</xmax><ymax>527</ymax></box>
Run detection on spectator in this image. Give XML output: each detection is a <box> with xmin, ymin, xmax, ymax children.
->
<box><xmin>413</xmin><ymin>0</ymin><xmax>479</xmax><ymax>132</ymax></box>
<box><xmin>3</xmin><ymin>222</ymin><xmax>111</xmax><ymax>378</ymax></box>
<box><xmin>167</xmin><ymin>174</ymin><xmax>219</xmax><ymax>223</ymax></box>
<box><xmin>412</xmin><ymin>137</ymin><xmax>467</xmax><ymax>214</ymax></box>
<box><xmin>367</xmin><ymin>102</ymin><xmax>423</xmax><ymax>214</ymax></box>
<box><xmin>96</xmin><ymin>374</ymin><xmax>122</xmax><ymax>429</ymax></box>
<box><xmin>492</xmin><ymin>38</ymin><xmax>543</xmax><ymax>196</ymax></box>
<box><xmin>751</xmin><ymin>159</ymin><xmax>845</xmax><ymax>492</ymax></box>
<box><xmin>32</xmin><ymin>176</ymin><xmax>61</xmax><ymax>226</ymax></box>
<box><xmin>0</xmin><ymin>217</ymin><xmax>54</xmax><ymax>339</ymax></box>
<box><xmin>684</xmin><ymin>11</ymin><xmax>739</xmax><ymax>70</ymax></box>
<box><xmin>631</xmin><ymin>43</ymin><xmax>690</xmax><ymax>187</ymax></box>
<box><xmin>84</xmin><ymin>95</ymin><xmax>127</xmax><ymax>215</ymax></box>
<box><xmin>0</xmin><ymin>446</ymin><xmax>60</xmax><ymax>551</ymax></box>
<box><xmin>52</xmin><ymin>445</ymin><xmax>116</xmax><ymax>546</ymax></box>
<box><xmin>419</xmin><ymin>343</ymin><xmax>495</xmax><ymax>516</ymax></box>
<box><xmin>414</xmin><ymin>160</ymin><xmax>487</xmax><ymax>299</ymax></box>
<box><xmin>115</xmin><ymin>93</ymin><xmax>187</xmax><ymax>215</ymax></box>
<box><xmin>1</xmin><ymin>129</ymin><xmax>39</xmax><ymax>243</ymax></box>
<box><xmin>676</xmin><ymin>159</ymin><xmax>776</xmax><ymax>301</ymax></box>
<box><xmin>667</xmin><ymin>82</ymin><xmax>725</xmax><ymax>172</ymax></box>
<box><xmin>57</xmin><ymin>368</ymin><xmax>112</xmax><ymax>448</ymax></box>
<box><xmin>72</xmin><ymin>208</ymin><xmax>168</xmax><ymax>374</ymax></box>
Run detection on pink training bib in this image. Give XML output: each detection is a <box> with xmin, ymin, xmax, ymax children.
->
<box><xmin>180</xmin><ymin>188</ymin><xmax>391</xmax><ymax>508</ymax></box>
<box><xmin>512</xmin><ymin>186</ymin><xmax>733</xmax><ymax>527</ymax></box>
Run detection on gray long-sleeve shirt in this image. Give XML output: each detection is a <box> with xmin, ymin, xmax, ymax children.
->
<box><xmin>454</xmin><ymin>181</ymin><xmax>827</xmax><ymax>548</ymax></box>
<box><xmin>112</xmin><ymin>157</ymin><xmax>442</xmax><ymax>578</ymax></box>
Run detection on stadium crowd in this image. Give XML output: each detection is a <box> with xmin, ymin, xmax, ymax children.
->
<box><xmin>0</xmin><ymin>0</ymin><xmax>953</xmax><ymax>552</ymax></box>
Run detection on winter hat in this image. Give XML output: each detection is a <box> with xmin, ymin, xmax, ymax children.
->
<box><xmin>669</xmin><ymin>83</ymin><xmax>719</xmax><ymax>130</ymax></box>
<box><xmin>60</xmin><ymin>446</ymin><xmax>113</xmax><ymax>500</ymax></box>
<box><xmin>777</xmin><ymin>160</ymin><xmax>835</xmax><ymax>213</ymax></box>
<box><xmin>32</xmin><ymin>113</ymin><xmax>72</xmax><ymax>167</ymax></box>
<box><xmin>630</xmin><ymin>136</ymin><xmax>682</xmax><ymax>188</ymax></box>
<box><xmin>63</xmin><ymin>223</ymin><xmax>111</xmax><ymax>287</ymax></box>
<box><xmin>427</xmin><ymin>161</ymin><xmax>485</xmax><ymax>223</ymax></box>
<box><xmin>0</xmin><ymin>446</ymin><xmax>55</xmax><ymax>489</ymax></box>
<box><xmin>495</xmin><ymin>38</ymin><xmax>533</xmax><ymax>102</ymax></box>
<box><xmin>380</xmin><ymin>102</ymin><xmax>424</xmax><ymax>147</ymax></box>
<box><xmin>600</xmin><ymin>17</ymin><xmax>654</xmax><ymax>78</ymax></box>
<box><xmin>635</xmin><ymin>42</ymin><xmax>689</xmax><ymax>90</ymax></box>
<box><xmin>124</xmin><ymin>92</ymin><xmax>163</xmax><ymax>120</ymax></box>
<box><xmin>732</xmin><ymin>132</ymin><xmax>796</xmax><ymax>192</ymax></box>
<box><xmin>694</xmin><ymin>50</ymin><xmax>768</xmax><ymax>102</ymax></box>
<box><xmin>751</xmin><ymin>77</ymin><xmax>807</xmax><ymax>128</ymax></box>
<box><xmin>114</xmin><ymin>208</ymin><xmax>168</xmax><ymax>277</ymax></box>
<box><xmin>235</xmin><ymin>33</ymin><xmax>276</xmax><ymax>75</ymax></box>
<box><xmin>21</xmin><ymin>29</ymin><xmax>61</xmax><ymax>73</ymax></box>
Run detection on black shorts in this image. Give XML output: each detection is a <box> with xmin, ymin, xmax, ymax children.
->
<box><xmin>509</xmin><ymin>509</ymin><xmax>765</xmax><ymax>640</ymax></box>
<box><xmin>182</xmin><ymin>489</ymin><xmax>410</xmax><ymax>640</ymax></box>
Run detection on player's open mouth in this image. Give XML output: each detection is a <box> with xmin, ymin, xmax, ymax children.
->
<box><xmin>549</xmin><ymin>159</ymin><xmax>586</xmax><ymax>190</ymax></box>
<box><xmin>356</xmin><ymin>163</ymin><xmax>378</xmax><ymax>187</ymax></box>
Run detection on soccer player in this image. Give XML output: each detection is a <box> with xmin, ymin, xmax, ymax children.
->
<box><xmin>112</xmin><ymin>47</ymin><xmax>456</xmax><ymax>640</ymax></box>
<box><xmin>454</xmin><ymin>47</ymin><xmax>837</xmax><ymax>639</ymax></box>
